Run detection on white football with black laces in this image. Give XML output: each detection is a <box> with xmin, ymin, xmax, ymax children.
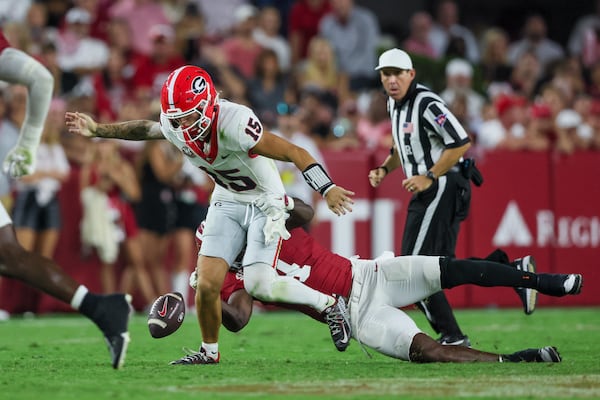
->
<box><xmin>147</xmin><ymin>292</ymin><xmax>185</xmax><ymax>338</ymax></box>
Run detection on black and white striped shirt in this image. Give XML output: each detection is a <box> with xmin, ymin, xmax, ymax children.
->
<box><xmin>388</xmin><ymin>83</ymin><xmax>470</xmax><ymax>178</ymax></box>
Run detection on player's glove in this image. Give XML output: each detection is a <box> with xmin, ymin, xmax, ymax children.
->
<box><xmin>263</xmin><ymin>209</ymin><xmax>290</xmax><ymax>245</ymax></box>
<box><xmin>189</xmin><ymin>270</ymin><xmax>198</xmax><ymax>290</ymax></box>
<box><xmin>254</xmin><ymin>192</ymin><xmax>294</xmax><ymax>216</ymax></box>
<box><xmin>2</xmin><ymin>145</ymin><xmax>37</xmax><ymax>178</ymax></box>
<box><xmin>254</xmin><ymin>193</ymin><xmax>294</xmax><ymax>245</ymax></box>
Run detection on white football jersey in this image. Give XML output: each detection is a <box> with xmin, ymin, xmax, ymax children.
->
<box><xmin>160</xmin><ymin>100</ymin><xmax>285</xmax><ymax>203</ymax></box>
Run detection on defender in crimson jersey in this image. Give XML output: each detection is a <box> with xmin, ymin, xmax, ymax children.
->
<box><xmin>197</xmin><ymin>201</ymin><xmax>583</xmax><ymax>364</ymax></box>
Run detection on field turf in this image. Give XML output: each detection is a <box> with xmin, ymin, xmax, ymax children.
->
<box><xmin>1</xmin><ymin>307</ymin><xmax>599</xmax><ymax>399</ymax></box>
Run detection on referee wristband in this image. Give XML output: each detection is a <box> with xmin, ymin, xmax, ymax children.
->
<box><xmin>379</xmin><ymin>166</ymin><xmax>389</xmax><ymax>175</ymax></box>
<box><xmin>302</xmin><ymin>163</ymin><xmax>335</xmax><ymax>196</ymax></box>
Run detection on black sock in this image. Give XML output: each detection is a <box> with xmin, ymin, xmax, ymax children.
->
<box><xmin>503</xmin><ymin>350</ymin><xmax>534</xmax><ymax>362</ymax></box>
<box><xmin>79</xmin><ymin>292</ymin><xmax>102</xmax><ymax>321</ymax></box>
<box><xmin>440</xmin><ymin>257</ymin><xmax>539</xmax><ymax>289</ymax></box>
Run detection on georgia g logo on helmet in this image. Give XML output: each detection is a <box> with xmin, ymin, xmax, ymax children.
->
<box><xmin>191</xmin><ymin>76</ymin><xmax>207</xmax><ymax>95</ymax></box>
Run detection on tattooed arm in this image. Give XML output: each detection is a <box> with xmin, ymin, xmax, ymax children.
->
<box><xmin>65</xmin><ymin>112</ymin><xmax>164</xmax><ymax>140</ymax></box>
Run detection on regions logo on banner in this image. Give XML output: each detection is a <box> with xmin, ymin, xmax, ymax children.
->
<box><xmin>493</xmin><ymin>201</ymin><xmax>600</xmax><ymax>248</ymax></box>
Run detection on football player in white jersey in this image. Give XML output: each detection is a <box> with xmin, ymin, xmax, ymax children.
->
<box><xmin>66</xmin><ymin>65</ymin><xmax>355</xmax><ymax>364</ymax></box>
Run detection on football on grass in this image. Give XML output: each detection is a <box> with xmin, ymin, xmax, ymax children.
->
<box><xmin>147</xmin><ymin>292</ymin><xmax>185</xmax><ymax>338</ymax></box>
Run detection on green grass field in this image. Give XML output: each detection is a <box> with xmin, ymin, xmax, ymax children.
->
<box><xmin>1</xmin><ymin>307</ymin><xmax>599</xmax><ymax>399</ymax></box>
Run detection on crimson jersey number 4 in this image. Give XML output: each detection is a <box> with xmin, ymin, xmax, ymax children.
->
<box><xmin>198</xmin><ymin>117</ymin><xmax>263</xmax><ymax>192</ymax></box>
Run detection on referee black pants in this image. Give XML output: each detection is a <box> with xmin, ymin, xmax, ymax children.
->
<box><xmin>401</xmin><ymin>171</ymin><xmax>471</xmax><ymax>336</ymax></box>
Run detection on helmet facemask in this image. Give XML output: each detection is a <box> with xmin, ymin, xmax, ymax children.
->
<box><xmin>165</xmin><ymin>92</ymin><xmax>219</xmax><ymax>143</ymax></box>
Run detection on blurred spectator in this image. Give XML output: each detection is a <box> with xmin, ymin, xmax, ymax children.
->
<box><xmin>509</xmin><ymin>50</ymin><xmax>542</xmax><ymax>99</ymax></box>
<box><xmin>440</xmin><ymin>58</ymin><xmax>485</xmax><ymax>133</ymax></box>
<box><xmin>38</xmin><ymin>41</ymin><xmax>79</xmax><ymax>97</ymax></box>
<box><xmin>297</xmin><ymin>87</ymin><xmax>336</xmax><ymax>146</ymax></box>
<box><xmin>555</xmin><ymin>109</ymin><xmax>591</xmax><ymax>154</ymax></box>
<box><xmin>135</xmin><ymin>140</ymin><xmax>182</xmax><ymax>296</ymax></box>
<box><xmin>586</xmin><ymin>61</ymin><xmax>600</xmax><ymax>97</ymax></box>
<box><xmin>319</xmin><ymin>0</ymin><xmax>380</xmax><ymax>92</ymax></box>
<box><xmin>589</xmin><ymin>101</ymin><xmax>600</xmax><ymax>149</ymax></box>
<box><xmin>199</xmin><ymin>45</ymin><xmax>247</xmax><ymax>103</ymax></box>
<box><xmin>328</xmin><ymin>97</ymin><xmax>362</xmax><ymax>151</ymax></box>
<box><xmin>507</xmin><ymin>14</ymin><xmax>564</xmax><ymax>70</ymax></box>
<box><xmin>253</xmin><ymin>6</ymin><xmax>291</xmax><ymax>72</ymax></box>
<box><xmin>539</xmin><ymin>83</ymin><xmax>569</xmax><ymax>120</ymax></box>
<box><xmin>355</xmin><ymin>90</ymin><xmax>393</xmax><ymax>149</ymax></box>
<box><xmin>246</xmin><ymin>48</ymin><xmax>294</xmax><ymax>129</ymax></box>
<box><xmin>56</xmin><ymin>7</ymin><xmax>109</xmax><ymax>76</ymax></box>
<box><xmin>173</xmin><ymin>2</ymin><xmax>205</xmax><ymax>63</ymax></box>
<box><xmin>12</xmin><ymin>98</ymin><xmax>70</xmax><ymax>261</ymax></box>
<box><xmin>131</xmin><ymin>24</ymin><xmax>185</xmax><ymax>99</ymax></box>
<box><xmin>523</xmin><ymin>102</ymin><xmax>554</xmax><ymax>151</ymax></box>
<box><xmin>272</xmin><ymin>102</ymin><xmax>326</xmax><ymax>222</ymax></box>
<box><xmin>429</xmin><ymin>0</ymin><xmax>480</xmax><ymax>63</ymax></box>
<box><xmin>104</xmin><ymin>17</ymin><xmax>142</xmax><ymax>64</ymax></box>
<box><xmin>2</xmin><ymin>21</ymin><xmax>34</xmax><ymax>53</ymax></box>
<box><xmin>221</xmin><ymin>4</ymin><xmax>263</xmax><ymax>79</ymax></box>
<box><xmin>402</xmin><ymin>11</ymin><xmax>437</xmax><ymax>60</ymax></box>
<box><xmin>478</xmin><ymin>27</ymin><xmax>512</xmax><ymax>85</ymax></box>
<box><xmin>0</xmin><ymin>88</ymin><xmax>19</xmax><ymax>208</ymax></box>
<box><xmin>108</xmin><ymin>0</ymin><xmax>169</xmax><ymax>56</ymax></box>
<box><xmin>296</xmin><ymin>35</ymin><xmax>348</xmax><ymax>101</ymax></box>
<box><xmin>568</xmin><ymin>0</ymin><xmax>600</xmax><ymax>64</ymax></box>
<box><xmin>0</xmin><ymin>0</ymin><xmax>32</xmax><ymax>23</ymax></box>
<box><xmin>80</xmin><ymin>140</ymin><xmax>157</xmax><ymax>307</ymax></box>
<box><xmin>170</xmin><ymin>159</ymin><xmax>212</xmax><ymax>307</ymax></box>
<box><xmin>476</xmin><ymin>94</ymin><xmax>528</xmax><ymax>150</ymax></box>
<box><xmin>159</xmin><ymin>0</ymin><xmax>188</xmax><ymax>24</ymax></box>
<box><xmin>193</xmin><ymin>0</ymin><xmax>248</xmax><ymax>42</ymax></box>
<box><xmin>288</xmin><ymin>0</ymin><xmax>331</xmax><ymax>66</ymax></box>
<box><xmin>544</xmin><ymin>58</ymin><xmax>585</xmax><ymax>108</ymax></box>
<box><xmin>25</xmin><ymin>2</ymin><xmax>53</xmax><ymax>55</ymax></box>
<box><xmin>92</xmin><ymin>47</ymin><xmax>135</xmax><ymax>122</ymax></box>
<box><xmin>72</xmin><ymin>0</ymin><xmax>112</xmax><ymax>41</ymax></box>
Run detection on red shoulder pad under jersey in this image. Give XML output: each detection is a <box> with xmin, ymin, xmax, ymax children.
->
<box><xmin>278</xmin><ymin>228</ymin><xmax>353</xmax><ymax>298</ymax></box>
<box><xmin>0</xmin><ymin>31</ymin><xmax>11</xmax><ymax>52</ymax></box>
<box><xmin>220</xmin><ymin>270</ymin><xmax>245</xmax><ymax>302</ymax></box>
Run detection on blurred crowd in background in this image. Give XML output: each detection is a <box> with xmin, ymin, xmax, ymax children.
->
<box><xmin>1</xmin><ymin>0</ymin><xmax>600</xmax><ymax>311</ymax></box>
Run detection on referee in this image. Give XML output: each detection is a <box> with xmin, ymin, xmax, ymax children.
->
<box><xmin>368</xmin><ymin>48</ymin><xmax>472</xmax><ymax>346</ymax></box>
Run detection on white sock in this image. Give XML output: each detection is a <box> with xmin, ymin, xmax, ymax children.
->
<box><xmin>70</xmin><ymin>285</ymin><xmax>89</xmax><ymax>310</ymax></box>
<box><xmin>202</xmin><ymin>342</ymin><xmax>219</xmax><ymax>357</ymax></box>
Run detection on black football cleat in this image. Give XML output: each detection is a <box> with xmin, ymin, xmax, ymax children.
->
<box><xmin>511</xmin><ymin>256</ymin><xmax>538</xmax><ymax>315</ymax></box>
<box><xmin>94</xmin><ymin>294</ymin><xmax>133</xmax><ymax>369</ymax></box>
<box><xmin>322</xmin><ymin>295</ymin><xmax>351</xmax><ymax>352</ymax></box>
<box><xmin>170</xmin><ymin>347</ymin><xmax>220</xmax><ymax>365</ymax></box>
<box><xmin>538</xmin><ymin>273</ymin><xmax>583</xmax><ymax>297</ymax></box>
<box><xmin>437</xmin><ymin>334</ymin><xmax>471</xmax><ymax>347</ymax></box>
<box><xmin>503</xmin><ymin>346</ymin><xmax>562</xmax><ymax>362</ymax></box>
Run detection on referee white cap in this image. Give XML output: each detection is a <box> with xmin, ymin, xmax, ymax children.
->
<box><xmin>375</xmin><ymin>48</ymin><xmax>413</xmax><ymax>70</ymax></box>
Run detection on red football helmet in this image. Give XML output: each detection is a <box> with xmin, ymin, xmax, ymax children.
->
<box><xmin>160</xmin><ymin>66</ymin><xmax>219</xmax><ymax>142</ymax></box>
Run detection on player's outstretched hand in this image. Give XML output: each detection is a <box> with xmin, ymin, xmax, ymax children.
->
<box><xmin>2</xmin><ymin>145</ymin><xmax>36</xmax><ymax>178</ymax></box>
<box><xmin>65</xmin><ymin>111</ymin><xmax>97</xmax><ymax>137</ymax></box>
<box><xmin>324</xmin><ymin>186</ymin><xmax>354</xmax><ymax>216</ymax></box>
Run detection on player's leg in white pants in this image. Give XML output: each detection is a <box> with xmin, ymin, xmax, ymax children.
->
<box><xmin>243</xmin><ymin>262</ymin><xmax>332</xmax><ymax>312</ymax></box>
<box><xmin>354</xmin><ymin>305</ymin><xmax>422</xmax><ymax>361</ymax></box>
